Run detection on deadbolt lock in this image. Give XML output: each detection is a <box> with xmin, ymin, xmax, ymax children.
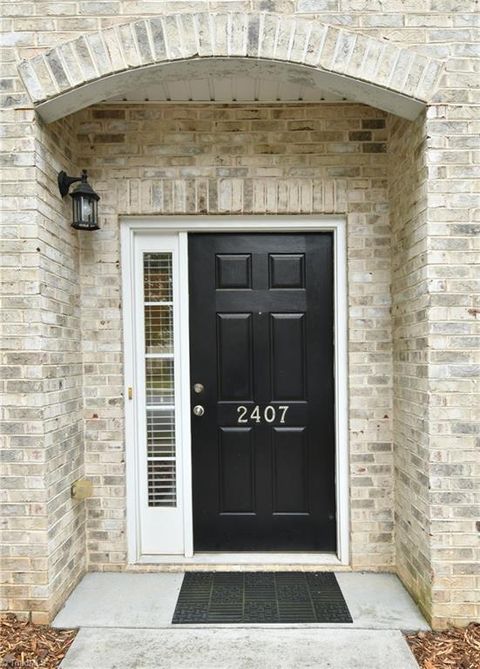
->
<box><xmin>193</xmin><ymin>383</ymin><xmax>204</xmax><ymax>394</ymax></box>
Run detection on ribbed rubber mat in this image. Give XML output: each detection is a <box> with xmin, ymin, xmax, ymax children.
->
<box><xmin>172</xmin><ymin>572</ymin><xmax>352</xmax><ymax>624</ymax></box>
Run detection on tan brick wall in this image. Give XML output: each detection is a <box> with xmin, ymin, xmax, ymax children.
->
<box><xmin>388</xmin><ymin>109</ymin><xmax>480</xmax><ymax>627</ymax></box>
<box><xmin>1</xmin><ymin>1</ymin><xmax>479</xmax><ymax>628</ymax></box>
<box><xmin>426</xmin><ymin>104</ymin><xmax>480</xmax><ymax>628</ymax></box>
<box><xmin>37</xmin><ymin>116</ymin><xmax>87</xmax><ymax>623</ymax></box>
<box><xmin>0</xmin><ymin>108</ymin><xmax>47</xmax><ymax>621</ymax></box>
<box><xmin>389</xmin><ymin>111</ymin><xmax>433</xmax><ymax>619</ymax></box>
<box><xmin>1</xmin><ymin>112</ymin><xmax>86</xmax><ymax>623</ymax></box>
<box><xmin>75</xmin><ymin>102</ymin><xmax>395</xmax><ymax>572</ymax></box>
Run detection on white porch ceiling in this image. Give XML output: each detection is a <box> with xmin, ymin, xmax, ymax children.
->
<box><xmin>32</xmin><ymin>57</ymin><xmax>424</xmax><ymax>121</ymax></box>
<box><xmin>96</xmin><ymin>59</ymin><xmax>423</xmax><ymax>119</ymax></box>
<box><xmin>104</xmin><ymin>59</ymin><xmax>347</xmax><ymax>104</ymax></box>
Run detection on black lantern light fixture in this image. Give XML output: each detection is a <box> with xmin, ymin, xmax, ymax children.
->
<box><xmin>58</xmin><ymin>169</ymin><xmax>100</xmax><ymax>231</ymax></box>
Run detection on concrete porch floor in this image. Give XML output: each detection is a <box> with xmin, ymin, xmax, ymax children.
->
<box><xmin>55</xmin><ymin>572</ymin><xmax>429</xmax><ymax>668</ymax></box>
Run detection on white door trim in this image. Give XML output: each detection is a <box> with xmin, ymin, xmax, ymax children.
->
<box><xmin>121</xmin><ymin>215</ymin><xmax>350</xmax><ymax>566</ymax></box>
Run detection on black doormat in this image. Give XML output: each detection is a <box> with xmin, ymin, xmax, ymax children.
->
<box><xmin>172</xmin><ymin>572</ymin><xmax>352</xmax><ymax>624</ymax></box>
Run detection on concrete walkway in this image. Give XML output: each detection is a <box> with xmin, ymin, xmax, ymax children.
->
<box><xmin>55</xmin><ymin>572</ymin><xmax>428</xmax><ymax>668</ymax></box>
<box><xmin>61</xmin><ymin>628</ymin><xmax>419</xmax><ymax>668</ymax></box>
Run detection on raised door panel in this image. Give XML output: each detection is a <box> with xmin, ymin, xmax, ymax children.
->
<box><xmin>270</xmin><ymin>313</ymin><xmax>306</xmax><ymax>401</ymax></box>
<box><xmin>217</xmin><ymin>313</ymin><xmax>253</xmax><ymax>401</ymax></box>
<box><xmin>219</xmin><ymin>427</ymin><xmax>255</xmax><ymax>514</ymax></box>
<box><xmin>272</xmin><ymin>427</ymin><xmax>308</xmax><ymax>514</ymax></box>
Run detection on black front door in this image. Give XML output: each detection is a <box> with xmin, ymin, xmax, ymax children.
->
<box><xmin>189</xmin><ymin>233</ymin><xmax>335</xmax><ymax>551</ymax></box>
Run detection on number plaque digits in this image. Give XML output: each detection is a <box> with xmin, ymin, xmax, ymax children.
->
<box><xmin>264</xmin><ymin>406</ymin><xmax>275</xmax><ymax>423</ymax></box>
<box><xmin>237</xmin><ymin>406</ymin><xmax>248</xmax><ymax>423</ymax></box>
<box><xmin>250</xmin><ymin>406</ymin><xmax>261</xmax><ymax>423</ymax></box>
<box><xmin>236</xmin><ymin>405</ymin><xmax>289</xmax><ymax>424</ymax></box>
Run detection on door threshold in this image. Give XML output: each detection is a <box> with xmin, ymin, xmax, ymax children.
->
<box><xmin>135</xmin><ymin>552</ymin><xmax>347</xmax><ymax>567</ymax></box>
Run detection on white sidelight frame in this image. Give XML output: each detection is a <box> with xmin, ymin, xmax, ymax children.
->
<box><xmin>121</xmin><ymin>216</ymin><xmax>350</xmax><ymax>566</ymax></box>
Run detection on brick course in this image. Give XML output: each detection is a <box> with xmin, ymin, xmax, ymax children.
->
<box><xmin>17</xmin><ymin>12</ymin><xmax>443</xmax><ymax>109</ymax></box>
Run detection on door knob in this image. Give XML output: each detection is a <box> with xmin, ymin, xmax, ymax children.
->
<box><xmin>193</xmin><ymin>405</ymin><xmax>205</xmax><ymax>417</ymax></box>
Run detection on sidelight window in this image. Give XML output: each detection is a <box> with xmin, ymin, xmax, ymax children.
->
<box><xmin>143</xmin><ymin>253</ymin><xmax>176</xmax><ymax>507</ymax></box>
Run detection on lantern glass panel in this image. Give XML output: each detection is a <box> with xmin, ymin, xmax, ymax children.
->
<box><xmin>72</xmin><ymin>196</ymin><xmax>81</xmax><ymax>225</ymax></box>
<box><xmin>72</xmin><ymin>193</ymin><xmax>99</xmax><ymax>230</ymax></box>
<box><xmin>81</xmin><ymin>196</ymin><xmax>93</xmax><ymax>222</ymax></box>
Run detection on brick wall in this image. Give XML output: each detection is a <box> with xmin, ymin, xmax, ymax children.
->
<box><xmin>1</xmin><ymin>112</ymin><xmax>86</xmax><ymax>623</ymax></box>
<box><xmin>75</xmin><ymin>102</ymin><xmax>395</xmax><ymax>572</ymax></box>
<box><xmin>389</xmin><ymin>106</ymin><xmax>480</xmax><ymax>627</ymax></box>
<box><xmin>426</xmin><ymin>105</ymin><xmax>480</xmax><ymax>628</ymax></box>
<box><xmin>36</xmin><ymin>116</ymin><xmax>86</xmax><ymax>622</ymax></box>
<box><xmin>389</xmin><ymin>111</ymin><xmax>433</xmax><ymax>619</ymax></box>
<box><xmin>0</xmin><ymin>108</ymin><xmax>47</xmax><ymax>622</ymax></box>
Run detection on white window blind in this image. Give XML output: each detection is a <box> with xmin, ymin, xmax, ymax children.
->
<box><xmin>143</xmin><ymin>253</ymin><xmax>176</xmax><ymax>507</ymax></box>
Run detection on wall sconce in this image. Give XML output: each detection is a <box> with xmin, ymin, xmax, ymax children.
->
<box><xmin>58</xmin><ymin>169</ymin><xmax>100</xmax><ymax>231</ymax></box>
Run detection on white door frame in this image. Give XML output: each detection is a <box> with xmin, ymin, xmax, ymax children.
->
<box><xmin>121</xmin><ymin>215</ymin><xmax>350</xmax><ymax>566</ymax></box>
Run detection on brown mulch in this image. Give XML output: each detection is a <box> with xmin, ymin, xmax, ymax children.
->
<box><xmin>407</xmin><ymin>623</ymin><xmax>480</xmax><ymax>669</ymax></box>
<box><xmin>0</xmin><ymin>614</ymin><xmax>77</xmax><ymax>669</ymax></box>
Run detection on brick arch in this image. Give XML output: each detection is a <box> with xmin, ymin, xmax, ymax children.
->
<box><xmin>18</xmin><ymin>12</ymin><xmax>443</xmax><ymax>123</ymax></box>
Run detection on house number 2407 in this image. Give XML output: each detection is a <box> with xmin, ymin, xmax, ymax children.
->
<box><xmin>236</xmin><ymin>405</ymin><xmax>289</xmax><ymax>424</ymax></box>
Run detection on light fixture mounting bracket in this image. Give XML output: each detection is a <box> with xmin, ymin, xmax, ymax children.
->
<box><xmin>58</xmin><ymin>170</ymin><xmax>83</xmax><ymax>197</ymax></box>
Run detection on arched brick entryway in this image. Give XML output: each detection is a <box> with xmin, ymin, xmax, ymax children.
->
<box><xmin>18</xmin><ymin>12</ymin><xmax>443</xmax><ymax>122</ymax></box>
